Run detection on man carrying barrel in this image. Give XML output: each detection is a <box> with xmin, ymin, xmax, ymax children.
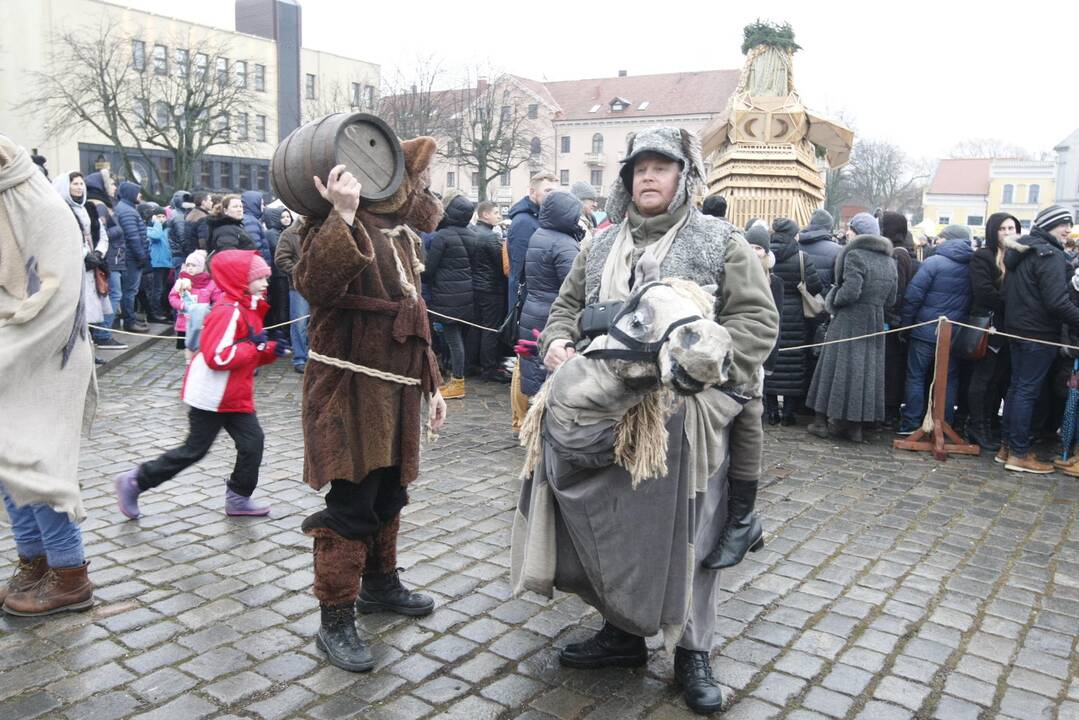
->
<box><xmin>292</xmin><ymin>135</ymin><xmax>448</xmax><ymax>672</ymax></box>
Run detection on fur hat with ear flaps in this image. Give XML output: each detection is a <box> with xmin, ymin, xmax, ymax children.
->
<box><xmin>606</xmin><ymin>127</ymin><xmax>707</xmax><ymax>224</ymax></box>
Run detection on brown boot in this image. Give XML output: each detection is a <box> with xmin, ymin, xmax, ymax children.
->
<box><xmin>440</xmin><ymin>376</ymin><xmax>465</xmax><ymax>399</ymax></box>
<box><xmin>0</xmin><ymin>556</ymin><xmax>47</xmax><ymax>606</ymax></box>
<box><xmin>3</xmin><ymin>561</ymin><xmax>93</xmax><ymax>616</ymax></box>
<box><xmin>1004</xmin><ymin>453</ymin><xmax>1054</xmax><ymax>475</ymax></box>
<box><xmin>994</xmin><ymin>445</ymin><xmax>1009</xmax><ymax>464</ymax></box>
<box><xmin>1053</xmin><ymin>454</ymin><xmax>1079</xmax><ymax>470</ymax></box>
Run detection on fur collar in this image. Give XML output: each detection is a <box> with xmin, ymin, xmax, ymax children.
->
<box><xmin>845</xmin><ymin>233</ymin><xmax>893</xmax><ymax>256</ymax></box>
<box><xmin>1002</xmin><ymin>235</ymin><xmax>1031</xmax><ymax>253</ymax></box>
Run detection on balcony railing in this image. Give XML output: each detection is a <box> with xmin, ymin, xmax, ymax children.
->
<box><xmin>584</xmin><ymin>153</ymin><xmax>606</xmax><ymax>166</ymax></box>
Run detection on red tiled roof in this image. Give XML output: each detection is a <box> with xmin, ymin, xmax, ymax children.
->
<box><xmin>927</xmin><ymin>159</ymin><xmax>991</xmax><ymax>196</ymax></box>
<box><xmin>543</xmin><ymin>70</ymin><xmax>739</xmax><ymax>121</ymax></box>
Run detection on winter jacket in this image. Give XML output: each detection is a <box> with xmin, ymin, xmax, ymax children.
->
<box><xmin>262</xmin><ymin>206</ymin><xmax>289</xmax><ymax>279</ymax></box>
<box><xmin>169</xmin><ymin>271</ymin><xmax>219</xmax><ymax>333</ymax></box>
<box><xmin>763</xmin><ymin>273</ymin><xmax>784</xmax><ymax>375</ymax></box>
<box><xmin>241</xmin><ymin>190</ymin><xmax>271</xmax><ymax>264</ymax></box>
<box><xmin>472</xmin><ymin>221</ymin><xmax>506</xmax><ymax>295</ymax></box>
<box><xmin>274</xmin><ymin>222</ymin><xmax>302</xmax><ymax>290</ymax></box>
<box><xmin>85</xmin><ymin>172</ymin><xmax>124</xmax><ymax>270</ymax></box>
<box><xmin>887</xmin><ymin>247</ymin><xmax>917</xmax><ymax>327</ymax></box>
<box><xmin>768</xmin><ymin>234</ymin><xmax>823</xmax><ymax>397</ymax></box>
<box><xmin>183</xmin><ymin>208</ymin><xmax>210</xmax><ymax>255</ymax></box>
<box><xmin>506</xmin><ymin>195</ymin><xmax>541</xmax><ymax>310</ymax></box>
<box><xmin>148</xmin><ymin>220</ymin><xmax>172</xmax><ymax>269</ymax></box>
<box><xmin>1003</xmin><ymin>227</ymin><xmax>1079</xmax><ymax>341</ymax></box>
<box><xmin>422</xmin><ymin>194</ymin><xmax>476</xmax><ymax>322</ymax></box>
<box><xmin>798</xmin><ymin>232</ymin><xmax>841</xmax><ymax>291</ymax></box>
<box><xmin>166</xmin><ymin>191</ymin><xmax>189</xmax><ymax>261</ymax></box>
<box><xmin>181</xmin><ymin>249</ymin><xmax>278</xmax><ymax>413</ymax></box>
<box><xmin>900</xmin><ymin>237</ymin><xmax>973</xmax><ymax>343</ymax></box>
<box><xmin>518</xmin><ymin>192</ymin><xmax>582</xmax><ymax>395</ymax></box>
<box><xmin>208</xmin><ymin>215</ymin><xmax>256</xmax><ymax>254</ymax></box>
<box><xmin>115</xmin><ymin>181</ymin><xmax>148</xmax><ymax>268</ymax></box>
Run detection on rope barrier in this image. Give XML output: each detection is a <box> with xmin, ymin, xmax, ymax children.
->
<box><xmin>307</xmin><ymin>350</ymin><xmax>420</xmax><ymax>386</ymax></box>
<box><xmin>776</xmin><ymin>318</ymin><xmax>939</xmax><ymax>353</ymax></box>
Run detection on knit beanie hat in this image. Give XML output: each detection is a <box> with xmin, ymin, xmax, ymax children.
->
<box><xmin>570</xmin><ymin>181</ymin><xmax>597</xmax><ymax>202</ymax></box>
<box><xmin>939</xmin><ymin>224</ymin><xmax>972</xmax><ymax>243</ymax></box>
<box><xmin>801</xmin><ymin>209</ymin><xmax>834</xmax><ymax>239</ymax></box>
<box><xmin>745</xmin><ymin>224</ymin><xmax>771</xmax><ymax>250</ymax></box>
<box><xmin>771</xmin><ymin>217</ymin><xmax>799</xmax><ymax>245</ymax></box>
<box><xmin>849</xmin><ymin>212</ymin><xmax>880</xmax><ymax>236</ymax></box>
<box><xmin>1034</xmin><ymin>204</ymin><xmax>1074</xmax><ymax>233</ymax></box>
<box><xmin>184</xmin><ymin>250</ymin><xmax>206</xmax><ymax>274</ymax></box>
<box><xmin>248</xmin><ymin>254</ymin><xmax>271</xmax><ymax>284</ymax></box>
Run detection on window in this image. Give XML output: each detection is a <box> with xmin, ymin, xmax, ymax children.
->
<box><xmin>938</xmin><ymin>215</ymin><xmax>950</xmax><ymax>225</ymax></box>
<box><xmin>471</xmin><ymin>172</ymin><xmax>480</xmax><ymax>187</ymax></box>
<box><xmin>152</xmin><ymin>101</ymin><xmax>171</xmax><ymax>128</ymax></box>
<box><xmin>591</xmin><ymin>133</ymin><xmax>604</xmax><ymax>154</ymax></box>
<box><xmin>560</xmin><ymin>170</ymin><xmax>569</xmax><ymax>185</ymax></box>
<box><xmin>501</xmin><ymin>105</ymin><xmax>512</xmax><ymax>123</ymax></box>
<box><xmin>590</xmin><ymin>169</ymin><xmax>603</xmax><ymax>190</ymax></box>
<box><xmin>216</xmin><ymin>112</ymin><xmax>229</xmax><ymax>139</ymax></box>
<box><xmin>152</xmin><ymin>44</ymin><xmax>167</xmax><ymax>75</ymax></box>
<box><xmin>194</xmin><ymin>53</ymin><xmax>209</xmax><ymax>81</ymax></box>
<box><xmin>256</xmin><ymin>165</ymin><xmax>269</xmax><ymax>191</ymax></box>
<box><xmin>199</xmin><ymin>161</ymin><xmax>212</xmax><ymax>188</ymax></box>
<box><xmin>966</xmin><ymin>215</ymin><xmax>984</xmax><ymax>227</ymax></box>
<box><xmin>254</xmin><ymin>64</ymin><xmax>266</xmax><ymax>92</ymax></box>
<box><xmin>305</xmin><ymin>73</ymin><xmax>317</xmax><ymax>100</ymax></box>
<box><xmin>175</xmin><ymin>48</ymin><xmax>189</xmax><ymax>79</ymax></box>
<box><xmin>1002</xmin><ymin>184</ymin><xmax>1014</xmax><ymax>204</ymax></box>
<box><xmin>132</xmin><ymin>40</ymin><xmax>146</xmax><ymax>71</ymax></box>
<box><xmin>364</xmin><ymin>85</ymin><xmax>375</xmax><ymax>108</ymax></box>
<box><xmin>234</xmin><ymin>60</ymin><xmax>247</xmax><ymax>88</ymax></box>
<box><xmin>528</xmin><ymin>104</ymin><xmax>538</xmax><ymax>119</ymax></box>
<box><xmin>236</xmin><ymin>112</ymin><xmax>248</xmax><ymax>141</ymax></box>
<box><xmin>1021</xmin><ymin>219</ymin><xmax>1032</xmax><ymax>230</ymax></box>
<box><xmin>220</xmin><ymin>161</ymin><xmax>234</xmax><ymax>189</ymax></box>
<box><xmin>1029</xmin><ymin>184</ymin><xmax>1040</xmax><ymax>204</ymax></box>
<box><xmin>256</xmin><ymin>114</ymin><xmax>267</xmax><ymax>142</ymax></box>
<box><xmin>530</xmin><ymin>137</ymin><xmax>541</xmax><ymax>156</ymax></box>
<box><xmin>446</xmin><ymin>171</ymin><xmax>455</xmax><ymax>187</ymax></box>
<box><xmin>239</xmin><ymin>163</ymin><xmax>251</xmax><ymax>190</ymax></box>
<box><xmin>216</xmin><ymin>57</ymin><xmax>229</xmax><ymax>87</ymax></box>
<box><xmin>156</xmin><ymin>156</ymin><xmax>174</xmax><ymax>188</ymax></box>
<box><xmin>351</xmin><ymin>82</ymin><xmax>362</xmax><ymax>107</ymax></box>
<box><xmin>560</xmin><ymin>136</ymin><xmax>570</xmax><ymax>153</ymax></box>
<box><xmin>500</xmin><ymin>171</ymin><xmax>511</xmax><ymax>187</ymax></box>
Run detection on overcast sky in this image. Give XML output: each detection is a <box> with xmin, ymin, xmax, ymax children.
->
<box><xmin>125</xmin><ymin>0</ymin><xmax>1079</xmax><ymax>162</ymax></box>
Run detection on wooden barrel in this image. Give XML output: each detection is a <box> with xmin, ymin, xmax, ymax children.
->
<box><xmin>271</xmin><ymin>112</ymin><xmax>405</xmax><ymax>218</ymax></box>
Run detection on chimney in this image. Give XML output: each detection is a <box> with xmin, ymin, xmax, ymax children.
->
<box><xmin>618</xmin><ymin>70</ymin><xmax>627</xmax><ymax>77</ymax></box>
<box><xmin>477</xmin><ymin>77</ymin><xmax>489</xmax><ymax>94</ymax></box>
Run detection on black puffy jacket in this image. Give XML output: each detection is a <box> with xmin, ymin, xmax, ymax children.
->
<box><xmin>518</xmin><ymin>191</ymin><xmax>582</xmax><ymax>395</ymax></box>
<box><xmin>423</xmin><ymin>195</ymin><xmax>476</xmax><ymax>322</ymax></box>
<box><xmin>473</xmin><ymin>221</ymin><xmax>505</xmax><ymax>295</ymax></box>
<box><xmin>768</xmin><ymin>233</ymin><xmax>822</xmax><ymax>396</ymax></box>
<box><xmin>263</xmin><ymin>207</ymin><xmax>290</xmax><ymax>279</ymax></box>
<box><xmin>208</xmin><ymin>215</ymin><xmax>256</xmax><ymax>254</ymax></box>
<box><xmin>1003</xmin><ymin>228</ymin><xmax>1079</xmax><ymax>341</ymax></box>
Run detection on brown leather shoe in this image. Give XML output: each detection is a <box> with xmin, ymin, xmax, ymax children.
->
<box><xmin>994</xmin><ymin>446</ymin><xmax>1009</xmax><ymax>464</ymax></box>
<box><xmin>1059</xmin><ymin>461</ymin><xmax>1079</xmax><ymax>478</ymax></box>
<box><xmin>2</xmin><ymin>561</ymin><xmax>93</xmax><ymax>616</ymax></box>
<box><xmin>1053</xmin><ymin>455</ymin><xmax>1079</xmax><ymax>470</ymax></box>
<box><xmin>0</xmin><ymin>556</ymin><xmax>47</xmax><ymax>606</ymax></box>
<box><xmin>1004</xmin><ymin>453</ymin><xmax>1054</xmax><ymax>475</ymax></box>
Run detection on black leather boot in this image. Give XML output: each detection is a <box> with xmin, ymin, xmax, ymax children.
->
<box><xmin>674</xmin><ymin>647</ymin><xmax>726</xmax><ymax>715</ymax></box>
<box><xmin>701</xmin><ymin>480</ymin><xmax>764</xmax><ymax>569</ymax></box>
<box><xmin>765</xmin><ymin>396</ymin><xmax>780</xmax><ymax>426</ymax></box>
<box><xmin>807</xmin><ymin>412</ymin><xmax>829</xmax><ymax>439</ymax></box>
<box><xmin>356</xmin><ymin>570</ymin><xmax>434</xmax><ymax>617</ymax></box>
<box><xmin>316</xmin><ymin>603</ymin><xmax>374</xmax><ymax>672</ymax></box>
<box><xmin>967</xmin><ymin>418</ymin><xmax>1000</xmax><ymax>451</ymax></box>
<box><xmin>559</xmin><ymin>621</ymin><xmax>648</xmax><ymax>669</ymax></box>
<box><xmin>843</xmin><ymin>421</ymin><xmax>864</xmax><ymax>443</ymax></box>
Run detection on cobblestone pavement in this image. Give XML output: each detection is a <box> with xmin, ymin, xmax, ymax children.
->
<box><xmin>2</xmin><ymin>341</ymin><xmax>1079</xmax><ymax>720</ymax></box>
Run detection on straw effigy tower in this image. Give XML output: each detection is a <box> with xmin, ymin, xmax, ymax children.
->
<box><xmin>701</xmin><ymin>22</ymin><xmax>853</xmax><ymax>228</ymax></box>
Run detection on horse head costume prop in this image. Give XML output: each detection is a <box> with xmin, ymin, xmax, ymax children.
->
<box><xmin>519</xmin><ymin>253</ymin><xmax>733</xmax><ymax>487</ymax></box>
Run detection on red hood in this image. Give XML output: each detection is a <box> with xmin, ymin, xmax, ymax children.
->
<box><xmin>210</xmin><ymin>250</ymin><xmax>256</xmax><ymax>301</ymax></box>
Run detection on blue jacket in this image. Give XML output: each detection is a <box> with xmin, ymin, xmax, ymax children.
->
<box><xmin>115</xmin><ymin>181</ymin><xmax>148</xmax><ymax>268</ymax></box>
<box><xmin>506</xmin><ymin>195</ymin><xmax>540</xmax><ymax>312</ymax></box>
<box><xmin>241</xmin><ymin>190</ymin><xmax>271</xmax><ymax>264</ymax></box>
<box><xmin>148</xmin><ymin>220</ymin><xmax>172</xmax><ymax>268</ymax></box>
<box><xmin>798</xmin><ymin>232</ymin><xmax>842</xmax><ymax>292</ymax></box>
<box><xmin>518</xmin><ymin>191</ymin><xmax>582</xmax><ymax>395</ymax></box>
<box><xmin>900</xmin><ymin>237</ymin><xmax>973</xmax><ymax>343</ymax></box>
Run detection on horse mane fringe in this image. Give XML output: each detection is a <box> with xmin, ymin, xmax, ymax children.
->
<box><xmin>614</xmin><ymin>389</ymin><xmax>672</xmax><ymax>488</ymax></box>
<box><xmin>518</xmin><ymin>378</ymin><xmax>551</xmax><ymax>479</ymax></box>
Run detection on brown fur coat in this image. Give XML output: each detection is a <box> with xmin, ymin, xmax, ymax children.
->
<box><xmin>294</xmin><ymin>137</ymin><xmax>444</xmax><ymax>491</ymax></box>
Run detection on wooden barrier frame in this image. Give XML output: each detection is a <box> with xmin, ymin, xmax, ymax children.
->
<box><xmin>893</xmin><ymin>319</ymin><xmax>981</xmax><ymax>461</ymax></box>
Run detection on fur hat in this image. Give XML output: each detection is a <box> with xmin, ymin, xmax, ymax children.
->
<box><xmin>606</xmin><ymin>126</ymin><xmax>706</xmax><ymax>224</ymax></box>
<box><xmin>849</xmin><ymin>212</ymin><xmax>880</xmax><ymax>236</ymax></box>
<box><xmin>879</xmin><ymin>211</ymin><xmax>908</xmax><ymax>246</ymax></box>
<box><xmin>570</xmin><ymin>181</ymin><xmax>597</xmax><ymax>202</ymax></box>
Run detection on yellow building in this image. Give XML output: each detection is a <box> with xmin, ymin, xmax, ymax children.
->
<box><xmin>922</xmin><ymin>158</ymin><xmax>1057</xmax><ymax>237</ymax></box>
<box><xmin>987</xmin><ymin>159</ymin><xmax>1057</xmax><ymax>232</ymax></box>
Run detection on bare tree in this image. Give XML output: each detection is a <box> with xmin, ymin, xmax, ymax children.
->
<box><xmin>843</xmin><ymin>139</ymin><xmax>929</xmax><ymax>217</ymax></box>
<box><xmin>302</xmin><ymin>80</ymin><xmax>360</xmax><ymax>123</ymax></box>
<box><xmin>17</xmin><ymin>23</ymin><xmax>259</xmax><ymax>196</ymax></box>
<box><xmin>948</xmin><ymin>137</ymin><xmax>1031</xmax><ymax>160</ymax></box>
<box><xmin>378</xmin><ymin>55</ymin><xmax>448</xmax><ymax>140</ymax></box>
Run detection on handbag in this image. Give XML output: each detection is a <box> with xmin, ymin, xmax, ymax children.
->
<box><xmin>499</xmin><ymin>281</ymin><xmax>526</xmax><ymax>348</ymax></box>
<box><xmin>579</xmin><ymin>300</ymin><xmax>624</xmax><ymax>339</ymax></box>
<box><xmin>797</xmin><ymin>252</ymin><xmax>826</xmax><ymax>319</ymax></box>
<box><xmin>94</xmin><ymin>266</ymin><xmax>109</xmax><ymax>296</ymax></box>
<box><xmin>956</xmin><ymin>313</ymin><xmax>992</xmax><ymax>360</ymax></box>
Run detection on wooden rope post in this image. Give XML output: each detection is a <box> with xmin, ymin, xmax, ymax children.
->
<box><xmin>893</xmin><ymin>318</ymin><xmax>980</xmax><ymax>461</ymax></box>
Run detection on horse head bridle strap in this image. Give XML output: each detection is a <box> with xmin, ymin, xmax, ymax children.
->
<box><xmin>586</xmin><ymin>281</ymin><xmax>702</xmax><ymax>367</ymax></box>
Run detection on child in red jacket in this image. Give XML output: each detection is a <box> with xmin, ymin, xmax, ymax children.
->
<box><xmin>114</xmin><ymin>250</ymin><xmax>284</xmax><ymax>518</ymax></box>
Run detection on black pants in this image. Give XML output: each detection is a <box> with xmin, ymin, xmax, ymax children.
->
<box><xmin>967</xmin><ymin>342</ymin><xmax>1010</xmax><ymax>427</ymax></box>
<box><xmin>475</xmin><ymin>291</ymin><xmax>505</xmax><ymax>373</ymax></box>
<box><xmin>266</xmin><ymin>276</ymin><xmax>291</xmax><ymax>341</ymax></box>
<box><xmin>138</xmin><ymin>408</ymin><xmax>264</xmax><ymax>496</ymax></box>
<box><xmin>323</xmin><ymin>467</ymin><xmax>408</xmax><ymax>540</ymax></box>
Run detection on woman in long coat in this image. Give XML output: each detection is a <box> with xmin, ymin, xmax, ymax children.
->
<box><xmin>767</xmin><ymin>217</ymin><xmax>822</xmax><ymax>425</ymax></box>
<box><xmin>807</xmin><ymin>214</ymin><xmax>898</xmax><ymax>442</ymax></box>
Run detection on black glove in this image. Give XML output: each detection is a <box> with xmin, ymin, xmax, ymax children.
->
<box><xmin>83</xmin><ymin>252</ymin><xmax>106</xmax><ymax>271</ymax></box>
<box><xmin>249</xmin><ymin>332</ymin><xmax>269</xmax><ymax>346</ymax></box>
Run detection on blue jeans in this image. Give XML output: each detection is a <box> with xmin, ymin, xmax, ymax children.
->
<box><xmin>289</xmin><ymin>289</ymin><xmax>309</xmax><ymax>367</ymax></box>
<box><xmin>900</xmin><ymin>338</ymin><xmax>958</xmax><ymax>431</ymax></box>
<box><xmin>1002</xmin><ymin>341</ymin><xmax>1058</xmax><ymax>456</ymax></box>
<box><xmin>2</xmin><ymin>488</ymin><xmax>85</xmax><ymax>568</ymax></box>
<box><xmin>121</xmin><ymin>260</ymin><xmax>143</xmax><ymax>327</ymax></box>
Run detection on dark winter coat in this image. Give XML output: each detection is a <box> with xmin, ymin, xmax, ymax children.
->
<box><xmin>768</xmin><ymin>234</ymin><xmax>822</xmax><ymax>397</ymax></box>
<box><xmin>506</xmin><ymin>195</ymin><xmax>541</xmax><ymax>310</ymax></box>
<box><xmin>971</xmin><ymin>212</ymin><xmax>1020</xmax><ymax>332</ymax></box>
<box><xmin>798</xmin><ymin>232</ymin><xmax>841</xmax><ymax>291</ymax></box>
<box><xmin>422</xmin><ymin>194</ymin><xmax>476</xmax><ymax>322</ymax></box>
<box><xmin>241</xmin><ymin>190</ymin><xmax>271</xmax><ymax>264</ymax></box>
<box><xmin>208</xmin><ymin>215</ymin><xmax>256</xmax><ymax>254</ymax></box>
<box><xmin>166</xmin><ymin>191</ymin><xmax>189</xmax><ymax>261</ymax></box>
<box><xmin>85</xmin><ymin>172</ymin><xmax>124</xmax><ymax>270</ymax></box>
<box><xmin>274</xmin><ymin>222</ymin><xmax>302</xmax><ymax>290</ymax></box>
<box><xmin>115</xmin><ymin>181</ymin><xmax>148</xmax><ymax>268</ymax></box>
<box><xmin>808</xmin><ymin>234</ymin><xmax>898</xmax><ymax>422</ymax></box>
<box><xmin>263</xmin><ymin>207</ymin><xmax>289</xmax><ymax>279</ymax></box>
<box><xmin>472</xmin><ymin>221</ymin><xmax>506</xmax><ymax>296</ymax></box>
<box><xmin>1003</xmin><ymin>227</ymin><xmax>1079</xmax><ymax>341</ymax></box>
<box><xmin>887</xmin><ymin>247</ymin><xmax>917</xmax><ymax>327</ymax></box>
<box><xmin>518</xmin><ymin>192</ymin><xmax>582</xmax><ymax>395</ymax></box>
<box><xmin>183</xmin><ymin>208</ymin><xmax>210</xmax><ymax>255</ymax></box>
<box><xmin>900</xmin><ymin>237</ymin><xmax>973</xmax><ymax>344</ymax></box>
